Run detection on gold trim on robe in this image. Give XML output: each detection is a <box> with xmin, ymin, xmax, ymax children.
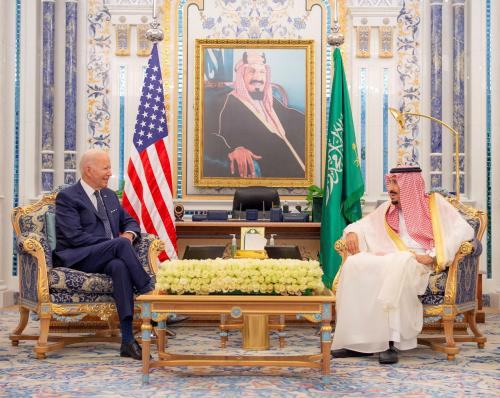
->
<box><xmin>429</xmin><ymin>193</ymin><xmax>446</xmax><ymax>271</ymax></box>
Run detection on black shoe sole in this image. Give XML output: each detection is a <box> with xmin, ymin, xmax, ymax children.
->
<box><xmin>120</xmin><ymin>352</ymin><xmax>142</xmax><ymax>360</ymax></box>
<box><xmin>331</xmin><ymin>349</ymin><xmax>374</xmax><ymax>358</ymax></box>
<box><xmin>378</xmin><ymin>353</ymin><xmax>399</xmax><ymax>364</ymax></box>
<box><xmin>378</xmin><ymin>359</ymin><xmax>399</xmax><ymax>364</ymax></box>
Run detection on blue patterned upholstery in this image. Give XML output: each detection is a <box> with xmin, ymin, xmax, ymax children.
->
<box><xmin>49</xmin><ymin>268</ymin><xmax>114</xmax><ymax>295</ymax></box>
<box><xmin>420</xmin><ymin>269</ymin><xmax>448</xmax><ymax>305</ymax></box>
<box><xmin>19</xmin><ymin>251</ymin><xmax>39</xmax><ymax>304</ymax></box>
<box><xmin>455</xmin><ymin>254</ymin><xmax>478</xmax><ymax>305</ymax></box>
<box><xmin>45</xmin><ymin>234</ymin><xmax>158</xmax><ymax>298</ymax></box>
<box><xmin>420</xmin><ymin>290</ymin><xmax>444</xmax><ymax>305</ymax></box>
<box><xmin>133</xmin><ymin>234</ymin><xmax>158</xmax><ymax>275</ymax></box>
<box><xmin>50</xmin><ymin>291</ymin><xmax>115</xmax><ymax>304</ymax></box>
<box><xmin>419</xmin><ymin>192</ymin><xmax>483</xmax><ymax>308</ymax></box>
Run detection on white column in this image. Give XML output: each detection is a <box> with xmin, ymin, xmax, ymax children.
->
<box><xmin>485</xmin><ymin>0</ymin><xmax>500</xmax><ymax>299</ymax></box>
<box><xmin>20</xmin><ymin>0</ymin><xmax>42</xmax><ymax>203</ymax></box>
<box><xmin>0</xmin><ymin>1</ymin><xmax>16</xmax><ymax>307</ymax></box>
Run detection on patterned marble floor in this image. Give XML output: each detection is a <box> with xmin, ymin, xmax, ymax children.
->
<box><xmin>0</xmin><ymin>309</ymin><xmax>498</xmax><ymax>397</ymax></box>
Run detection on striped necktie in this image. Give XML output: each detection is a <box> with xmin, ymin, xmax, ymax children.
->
<box><xmin>94</xmin><ymin>190</ymin><xmax>114</xmax><ymax>239</ymax></box>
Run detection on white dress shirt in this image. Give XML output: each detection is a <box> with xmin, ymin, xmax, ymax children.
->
<box><xmin>80</xmin><ymin>179</ymin><xmax>136</xmax><ymax>240</ymax></box>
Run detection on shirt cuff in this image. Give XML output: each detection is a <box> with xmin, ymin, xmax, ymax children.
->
<box><xmin>124</xmin><ymin>230</ymin><xmax>137</xmax><ymax>241</ymax></box>
<box><xmin>425</xmin><ymin>248</ymin><xmax>436</xmax><ymax>258</ymax></box>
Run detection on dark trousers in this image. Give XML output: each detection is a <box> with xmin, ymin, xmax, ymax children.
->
<box><xmin>73</xmin><ymin>237</ymin><xmax>151</xmax><ymax>321</ymax></box>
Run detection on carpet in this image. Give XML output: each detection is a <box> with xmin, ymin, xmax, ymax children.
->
<box><xmin>0</xmin><ymin>309</ymin><xmax>498</xmax><ymax>397</ymax></box>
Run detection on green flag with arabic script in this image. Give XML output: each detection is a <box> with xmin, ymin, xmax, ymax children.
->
<box><xmin>319</xmin><ymin>48</ymin><xmax>364</xmax><ymax>289</ymax></box>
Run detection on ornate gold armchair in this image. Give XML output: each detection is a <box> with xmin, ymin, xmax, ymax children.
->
<box><xmin>10</xmin><ymin>189</ymin><xmax>164</xmax><ymax>358</ymax></box>
<box><xmin>333</xmin><ymin>194</ymin><xmax>487</xmax><ymax>360</ymax></box>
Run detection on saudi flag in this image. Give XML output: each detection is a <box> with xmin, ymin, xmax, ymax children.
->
<box><xmin>319</xmin><ymin>48</ymin><xmax>364</xmax><ymax>289</ymax></box>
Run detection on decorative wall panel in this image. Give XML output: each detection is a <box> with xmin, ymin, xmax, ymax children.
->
<box><xmin>356</xmin><ymin>26</ymin><xmax>370</xmax><ymax>58</ymax></box>
<box><xmin>115</xmin><ymin>23</ymin><xmax>131</xmax><ymax>55</ymax></box>
<box><xmin>396</xmin><ymin>0</ymin><xmax>421</xmax><ymax>166</ymax></box>
<box><xmin>430</xmin><ymin>0</ymin><xmax>443</xmax><ymax>188</ymax></box>
<box><xmin>137</xmin><ymin>24</ymin><xmax>152</xmax><ymax>56</ymax></box>
<box><xmin>379</xmin><ymin>26</ymin><xmax>393</xmax><ymax>58</ymax></box>
<box><xmin>87</xmin><ymin>0</ymin><xmax>112</xmax><ymax>149</ymax></box>
<box><xmin>452</xmin><ymin>0</ymin><xmax>465</xmax><ymax>194</ymax></box>
<box><xmin>41</xmin><ymin>0</ymin><xmax>56</xmax><ymax>192</ymax></box>
<box><xmin>196</xmin><ymin>0</ymin><xmax>314</xmax><ymax>39</ymax></box>
<box><xmin>65</xmin><ymin>0</ymin><xmax>78</xmax><ymax>185</ymax></box>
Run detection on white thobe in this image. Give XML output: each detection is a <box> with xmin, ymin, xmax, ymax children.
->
<box><xmin>331</xmin><ymin>193</ymin><xmax>475</xmax><ymax>353</ymax></box>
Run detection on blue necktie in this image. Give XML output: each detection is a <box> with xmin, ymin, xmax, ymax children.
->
<box><xmin>94</xmin><ymin>190</ymin><xmax>114</xmax><ymax>239</ymax></box>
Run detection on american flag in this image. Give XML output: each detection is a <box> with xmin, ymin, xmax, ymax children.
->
<box><xmin>123</xmin><ymin>43</ymin><xmax>177</xmax><ymax>260</ymax></box>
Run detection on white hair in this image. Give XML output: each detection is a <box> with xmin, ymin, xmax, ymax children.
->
<box><xmin>79</xmin><ymin>149</ymin><xmax>109</xmax><ymax>174</ymax></box>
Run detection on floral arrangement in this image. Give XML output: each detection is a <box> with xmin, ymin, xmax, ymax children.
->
<box><xmin>157</xmin><ymin>258</ymin><xmax>324</xmax><ymax>296</ymax></box>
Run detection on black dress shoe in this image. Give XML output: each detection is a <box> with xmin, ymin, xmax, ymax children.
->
<box><xmin>120</xmin><ymin>340</ymin><xmax>142</xmax><ymax>360</ymax></box>
<box><xmin>378</xmin><ymin>346</ymin><xmax>399</xmax><ymax>364</ymax></box>
<box><xmin>165</xmin><ymin>315</ymin><xmax>189</xmax><ymax>326</ymax></box>
<box><xmin>331</xmin><ymin>348</ymin><xmax>374</xmax><ymax>358</ymax></box>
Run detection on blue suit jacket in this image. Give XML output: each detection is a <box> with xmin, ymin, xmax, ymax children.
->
<box><xmin>54</xmin><ymin>181</ymin><xmax>141</xmax><ymax>267</ymax></box>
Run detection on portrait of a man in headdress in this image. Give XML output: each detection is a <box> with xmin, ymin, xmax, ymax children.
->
<box><xmin>201</xmin><ymin>48</ymin><xmax>307</xmax><ymax>180</ymax></box>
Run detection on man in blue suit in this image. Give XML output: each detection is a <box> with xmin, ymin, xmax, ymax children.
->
<box><xmin>55</xmin><ymin>149</ymin><xmax>153</xmax><ymax>360</ymax></box>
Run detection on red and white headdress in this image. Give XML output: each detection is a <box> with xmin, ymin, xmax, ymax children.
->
<box><xmin>231</xmin><ymin>52</ymin><xmax>285</xmax><ymax>138</ymax></box>
<box><xmin>385</xmin><ymin>166</ymin><xmax>434</xmax><ymax>249</ymax></box>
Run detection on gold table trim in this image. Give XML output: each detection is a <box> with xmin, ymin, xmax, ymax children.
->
<box><xmin>137</xmin><ymin>292</ymin><xmax>335</xmax><ymax>382</ymax></box>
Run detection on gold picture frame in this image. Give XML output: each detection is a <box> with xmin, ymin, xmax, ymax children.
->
<box><xmin>194</xmin><ymin>39</ymin><xmax>315</xmax><ymax>188</ymax></box>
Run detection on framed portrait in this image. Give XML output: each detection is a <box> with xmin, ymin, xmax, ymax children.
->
<box><xmin>194</xmin><ymin>39</ymin><xmax>315</xmax><ymax>188</ymax></box>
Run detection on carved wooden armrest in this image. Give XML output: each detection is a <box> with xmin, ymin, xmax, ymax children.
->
<box><xmin>334</xmin><ymin>239</ymin><xmax>350</xmax><ymax>263</ymax></box>
<box><xmin>17</xmin><ymin>233</ymin><xmax>51</xmax><ymax>303</ymax></box>
<box><xmin>134</xmin><ymin>233</ymin><xmax>165</xmax><ymax>275</ymax></box>
<box><xmin>331</xmin><ymin>239</ymin><xmax>351</xmax><ymax>296</ymax></box>
<box><xmin>17</xmin><ymin>233</ymin><xmax>50</xmax><ymax>273</ymax></box>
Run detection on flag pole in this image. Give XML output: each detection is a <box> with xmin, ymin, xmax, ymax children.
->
<box><xmin>320</xmin><ymin>0</ymin><xmax>364</xmax><ymax>289</ymax></box>
<box><xmin>146</xmin><ymin>0</ymin><xmax>164</xmax><ymax>43</ymax></box>
<box><xmin>328</xmin><ymin>0</ymin><xmax>344</xmax><ymax>47</ymax></box>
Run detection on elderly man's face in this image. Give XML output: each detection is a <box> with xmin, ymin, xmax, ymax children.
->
<box><xmin>243</xmin><ymin>64</ymin><xmax>267</xmax><ymax>98</ymax></box>
<box><xmin>84</xmin><ymin>153</ymin><xmax>112</xmax><ymax>190</ymax></box>
<box><xmin>388</xmin><ymin>177</ymin><xmax>400</xmax><ymax>205</ymax></box>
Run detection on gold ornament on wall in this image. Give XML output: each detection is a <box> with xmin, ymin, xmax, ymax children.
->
<box><xmin>379</xmin><ymin>26</ymin><xmax>394</xmax><ymax>58</ymax></box>
<box><xmin>137</xmin><ymin>24</ymin><xmax>153</xmax><ymax>57</ymax></box>
<box><xmin>115</xmin><ymin>24</ymin><xmax>130</xmax><ymax>56</ymax></box>
<box><xmin>356</xmin><ymin>26</ymin><xmax>370</xmax><ymax>58</ymax></box>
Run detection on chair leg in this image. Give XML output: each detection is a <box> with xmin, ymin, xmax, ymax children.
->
<box><xmin>34</xmin><ymin>315</ymin><xmax>51</xmax><ymax>359</ymax></box>
<box><xmin>465</xmin><ymin>310</ymin><xmax>487</xmax><ymax>348</ymax></box>
<box><xmin>220</xmin><ymin>314</ymin><xmax>228</xmax><ymax>348</ymax></box>
<box><xmin>442</xmin><ymin>317</ymin><xmax>458</xmax><ymax>360</ymax></box>
<box><xmin>107</xmin><ymin>315</ymin><xmax>119</xmax><ymax>337</ymax></box>
<box><xmin>10</xmin><ymin>306</ymin><xmax>30</xmax><ymax>346</ymax></box>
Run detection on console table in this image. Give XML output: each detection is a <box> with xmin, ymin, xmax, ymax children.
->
<box><xmin>176</xmin><ymin>221</ymin><xmax>321</xmax><ymax>259</ymax></box>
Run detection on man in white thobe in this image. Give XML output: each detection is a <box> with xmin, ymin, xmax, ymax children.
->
<box><xmin>331</xmin><ymin>166</ymin><xmax>474</xmax><ymax>364</ymax></box>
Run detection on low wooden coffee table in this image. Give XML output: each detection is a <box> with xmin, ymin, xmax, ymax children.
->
<box><xmin>137</xmin><ymin>291</ymin><xmax>335</xmax><ymax>383</ymax></box>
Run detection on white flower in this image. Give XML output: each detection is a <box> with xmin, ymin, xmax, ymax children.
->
<box><xmin>157</xmin><ymin>259</ymin><xmax>324</xmax><ymax>296</ymax></box>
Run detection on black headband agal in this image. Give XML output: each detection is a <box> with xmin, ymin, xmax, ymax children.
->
<box><xmin>389</xmin><ymin>166</ymin><xmax>422</xmax><ymax>174</ymax></box>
